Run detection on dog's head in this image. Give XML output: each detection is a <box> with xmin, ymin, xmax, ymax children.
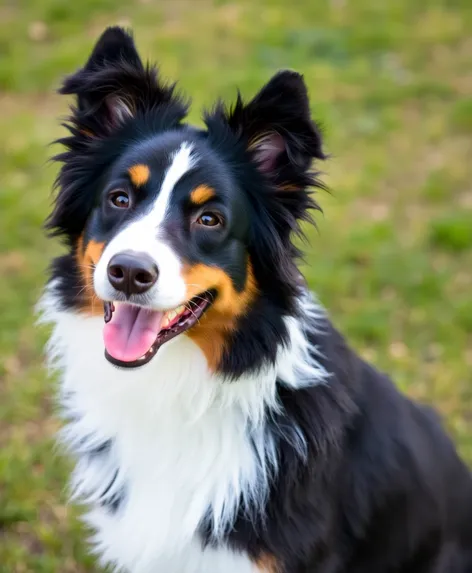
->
<box><xmin>47</xmin><ymin>27</ymin><xmax>325</xmax><ymax>374</ymax></box>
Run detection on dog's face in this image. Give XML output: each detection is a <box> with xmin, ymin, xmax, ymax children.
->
<box><xmin>47</xmin><ymin>27</ymin><xmax>325</xmax><ymax>374</ymax></box>
<box><xmin>80</xmin><ymin>132</ymin><xmax>256</xmax><ymax>369</ymax></box>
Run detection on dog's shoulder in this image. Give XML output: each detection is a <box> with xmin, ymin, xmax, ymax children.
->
<box><xmin>333</xmin><ymin>337</ymin><xmax>472</xmax><ymax>569</ymax></box>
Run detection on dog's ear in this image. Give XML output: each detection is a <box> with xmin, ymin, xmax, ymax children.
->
<box><xmin>209</xmin><ymin>70</ymin><xmax>325</xmax><ymax>191</ymax></box>
<box><xmin>47</xmin><ymin>28</ymin><xmax>188</xmax><ymax>240</ymax></box>
<box><xmin>83</xmin><ymin>25</ymin><xmax>143</xmax><ymax>72</ymax></box>
<box><xmin>60</xmin><ymin>27</ymin><xmax>186</xmax><ymax>136</ymax></box>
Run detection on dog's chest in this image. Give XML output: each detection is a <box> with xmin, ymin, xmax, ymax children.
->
<box><xmin>78</xmin><ymin>414</ymin><xmax>258</xmax><ymax>573</ymax></box>
<box><xmin>55</xmin><ymin>316</ymin><xmax>269</xmax><ymax>572</ymax></box>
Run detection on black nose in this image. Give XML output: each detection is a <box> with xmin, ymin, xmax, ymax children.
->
<box><xmin>107</xmin><ymin>251</ymin><xmax>158</xmax><ymax>297</ymax></box>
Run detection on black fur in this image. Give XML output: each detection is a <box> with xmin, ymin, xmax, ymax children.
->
<box><xmin>47</xmin><ymin>27</ymin><xmax>472</xmax><ymax>572</ymax></box>
<box><xmin>212</xmin><ymin>322</ymin><xmax>472</xmax><ymax>571</ymax></box>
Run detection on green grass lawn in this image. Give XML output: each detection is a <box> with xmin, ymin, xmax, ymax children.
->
<box><xmin>1</xmin><ymin>0</ymin><xmax>471</xmax><ymax>570</ymax></box>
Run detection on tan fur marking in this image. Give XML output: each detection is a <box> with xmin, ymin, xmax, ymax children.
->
<box><xmin>80</xmin><ymin>128</ymin><xmax>95</xmax><ymax>138</ymax></box>
<box><xmin>76</xmin><ymin>236</ymin><xmax>105</xmax><ymax>316</ymax></box>
<box><xmin>255</xmin><ymin>554</ymin><xmax>281</xmax><ymax>573</ymax></box>
<box><xmin>279</xmin><ymin>183</ymin><xmax>301</xmax><ymax>191</ymax></box>
<box><xmin>128</xmin><ymin>164</ymin><xmax>150</xmax><ymax>187</ymax></box>
<box><xmin>182</xmin><ymin>261</ymin><xmax>257</xmax><ymax>371</ymax></box>
<box><xmin>190</xmin><ymin>185</ymin><xmax>215</xmax><ymax>205</ymax></box>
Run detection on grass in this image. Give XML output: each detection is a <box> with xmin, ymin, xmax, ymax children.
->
<box><xmin>1</xmin><ymin>0</ymin><xmax>471</xmax><ymax>569</ymax></box>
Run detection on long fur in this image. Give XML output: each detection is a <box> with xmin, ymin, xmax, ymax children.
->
<box><xmin>39</xmin><ymin>283</ymin><xmax>328</xmax><ymax>572</ymax></box>
<box><xmin>40</xmin><ymin>27</ymin><xmax>472</xmax><ymax>573</ymax></box>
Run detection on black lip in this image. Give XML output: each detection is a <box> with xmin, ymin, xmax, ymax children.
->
<box><xmin>104</xmin><ymin>290</ymin><xmax>215</xmax><ymax>369</ymax></box>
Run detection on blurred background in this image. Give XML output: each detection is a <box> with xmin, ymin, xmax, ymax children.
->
<box><xmin>0</xmin><ymin>0</ymin><xmax>471</xmax><ymax>570</ymax></box>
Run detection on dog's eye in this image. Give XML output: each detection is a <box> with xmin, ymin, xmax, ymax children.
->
<box><xmin>196</xmin><ymin>212</ymin><xmax>222</xmax><ymax>227</ymax></box>
<box><xmin>109</xmin><ymin>190</ymin><xmax>130</xmax><ymax>209</ymax></box>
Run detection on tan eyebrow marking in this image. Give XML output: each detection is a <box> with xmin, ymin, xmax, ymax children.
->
<box><xmin>128</xmin><ymin>164</ymin><xmax>150</xmax><ymax>187</ymax></box>
<box><xmin>190</xmin><ymin>185</ymin><xmax>216</xmax><ymax>205</ymax></box>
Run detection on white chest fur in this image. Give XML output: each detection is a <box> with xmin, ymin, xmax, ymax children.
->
<box><xmin>40</xmin><ymin>290</ymin><xmax>326</xmax><ymax>572</ymax></box>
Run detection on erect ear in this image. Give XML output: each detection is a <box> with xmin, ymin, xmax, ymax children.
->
<box><xmin>60</xmin><ymin>27</ymin><xmax>187</xmax><ymax>136</ymax></box>
<box><xmin>212</xmin><ymin>70</ymin><xmax>325</xmax><ymax>190</ymax></box>
<box><xmin>83</xmin><ymin>25</ymin><xmax>143</xmax><ymax>71</ymax></box>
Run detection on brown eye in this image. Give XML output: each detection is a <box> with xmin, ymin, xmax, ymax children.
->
<box><xmin>109</xmin><ymin>190</ymin><xmax>130</xmax><ymax>209</ymax></box>
<box><xmin>196</xmin><ymin>212</ymin><xmax>222</xmax><ymax>227</ymax></box>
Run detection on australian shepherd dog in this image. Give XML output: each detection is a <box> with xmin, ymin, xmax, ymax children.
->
<box><xmin>39</xmin><ymin>27</ymin><xmax>472</xmax><ymax>573</ymax></box>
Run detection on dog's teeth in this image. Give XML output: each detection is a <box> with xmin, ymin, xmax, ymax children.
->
<box><xmin>164</xmin><ymin>306</ymin><xmax>185</xmax><ymax>325</ymax></box>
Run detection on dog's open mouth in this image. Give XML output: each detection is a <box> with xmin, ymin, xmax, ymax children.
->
<box><xmin>102</xmin><ymin>291</ymin><xmax>214</xmax><ymax>368</ymax></box>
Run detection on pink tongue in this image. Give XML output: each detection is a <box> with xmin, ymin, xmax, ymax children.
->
<box><xmin>103</xmin><ymin>304</ymin><xmax>164</xmax><ymax>362</ymax></box>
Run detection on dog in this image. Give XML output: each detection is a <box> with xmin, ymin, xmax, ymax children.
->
<box><xmin>39</xmin><ymin>26</ymin><xmax>472</xmax><ymax>573</ymax></box>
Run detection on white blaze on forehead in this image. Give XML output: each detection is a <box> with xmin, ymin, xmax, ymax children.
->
<box><xmin>151</xmin><ymin>142</ymin><xmax>196</xmax><ymax>227</ymax></box>
<box><xmin>93</xmin><ymin>142</ymin><xmax>196</xmax><ymax>310</ymax></box>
